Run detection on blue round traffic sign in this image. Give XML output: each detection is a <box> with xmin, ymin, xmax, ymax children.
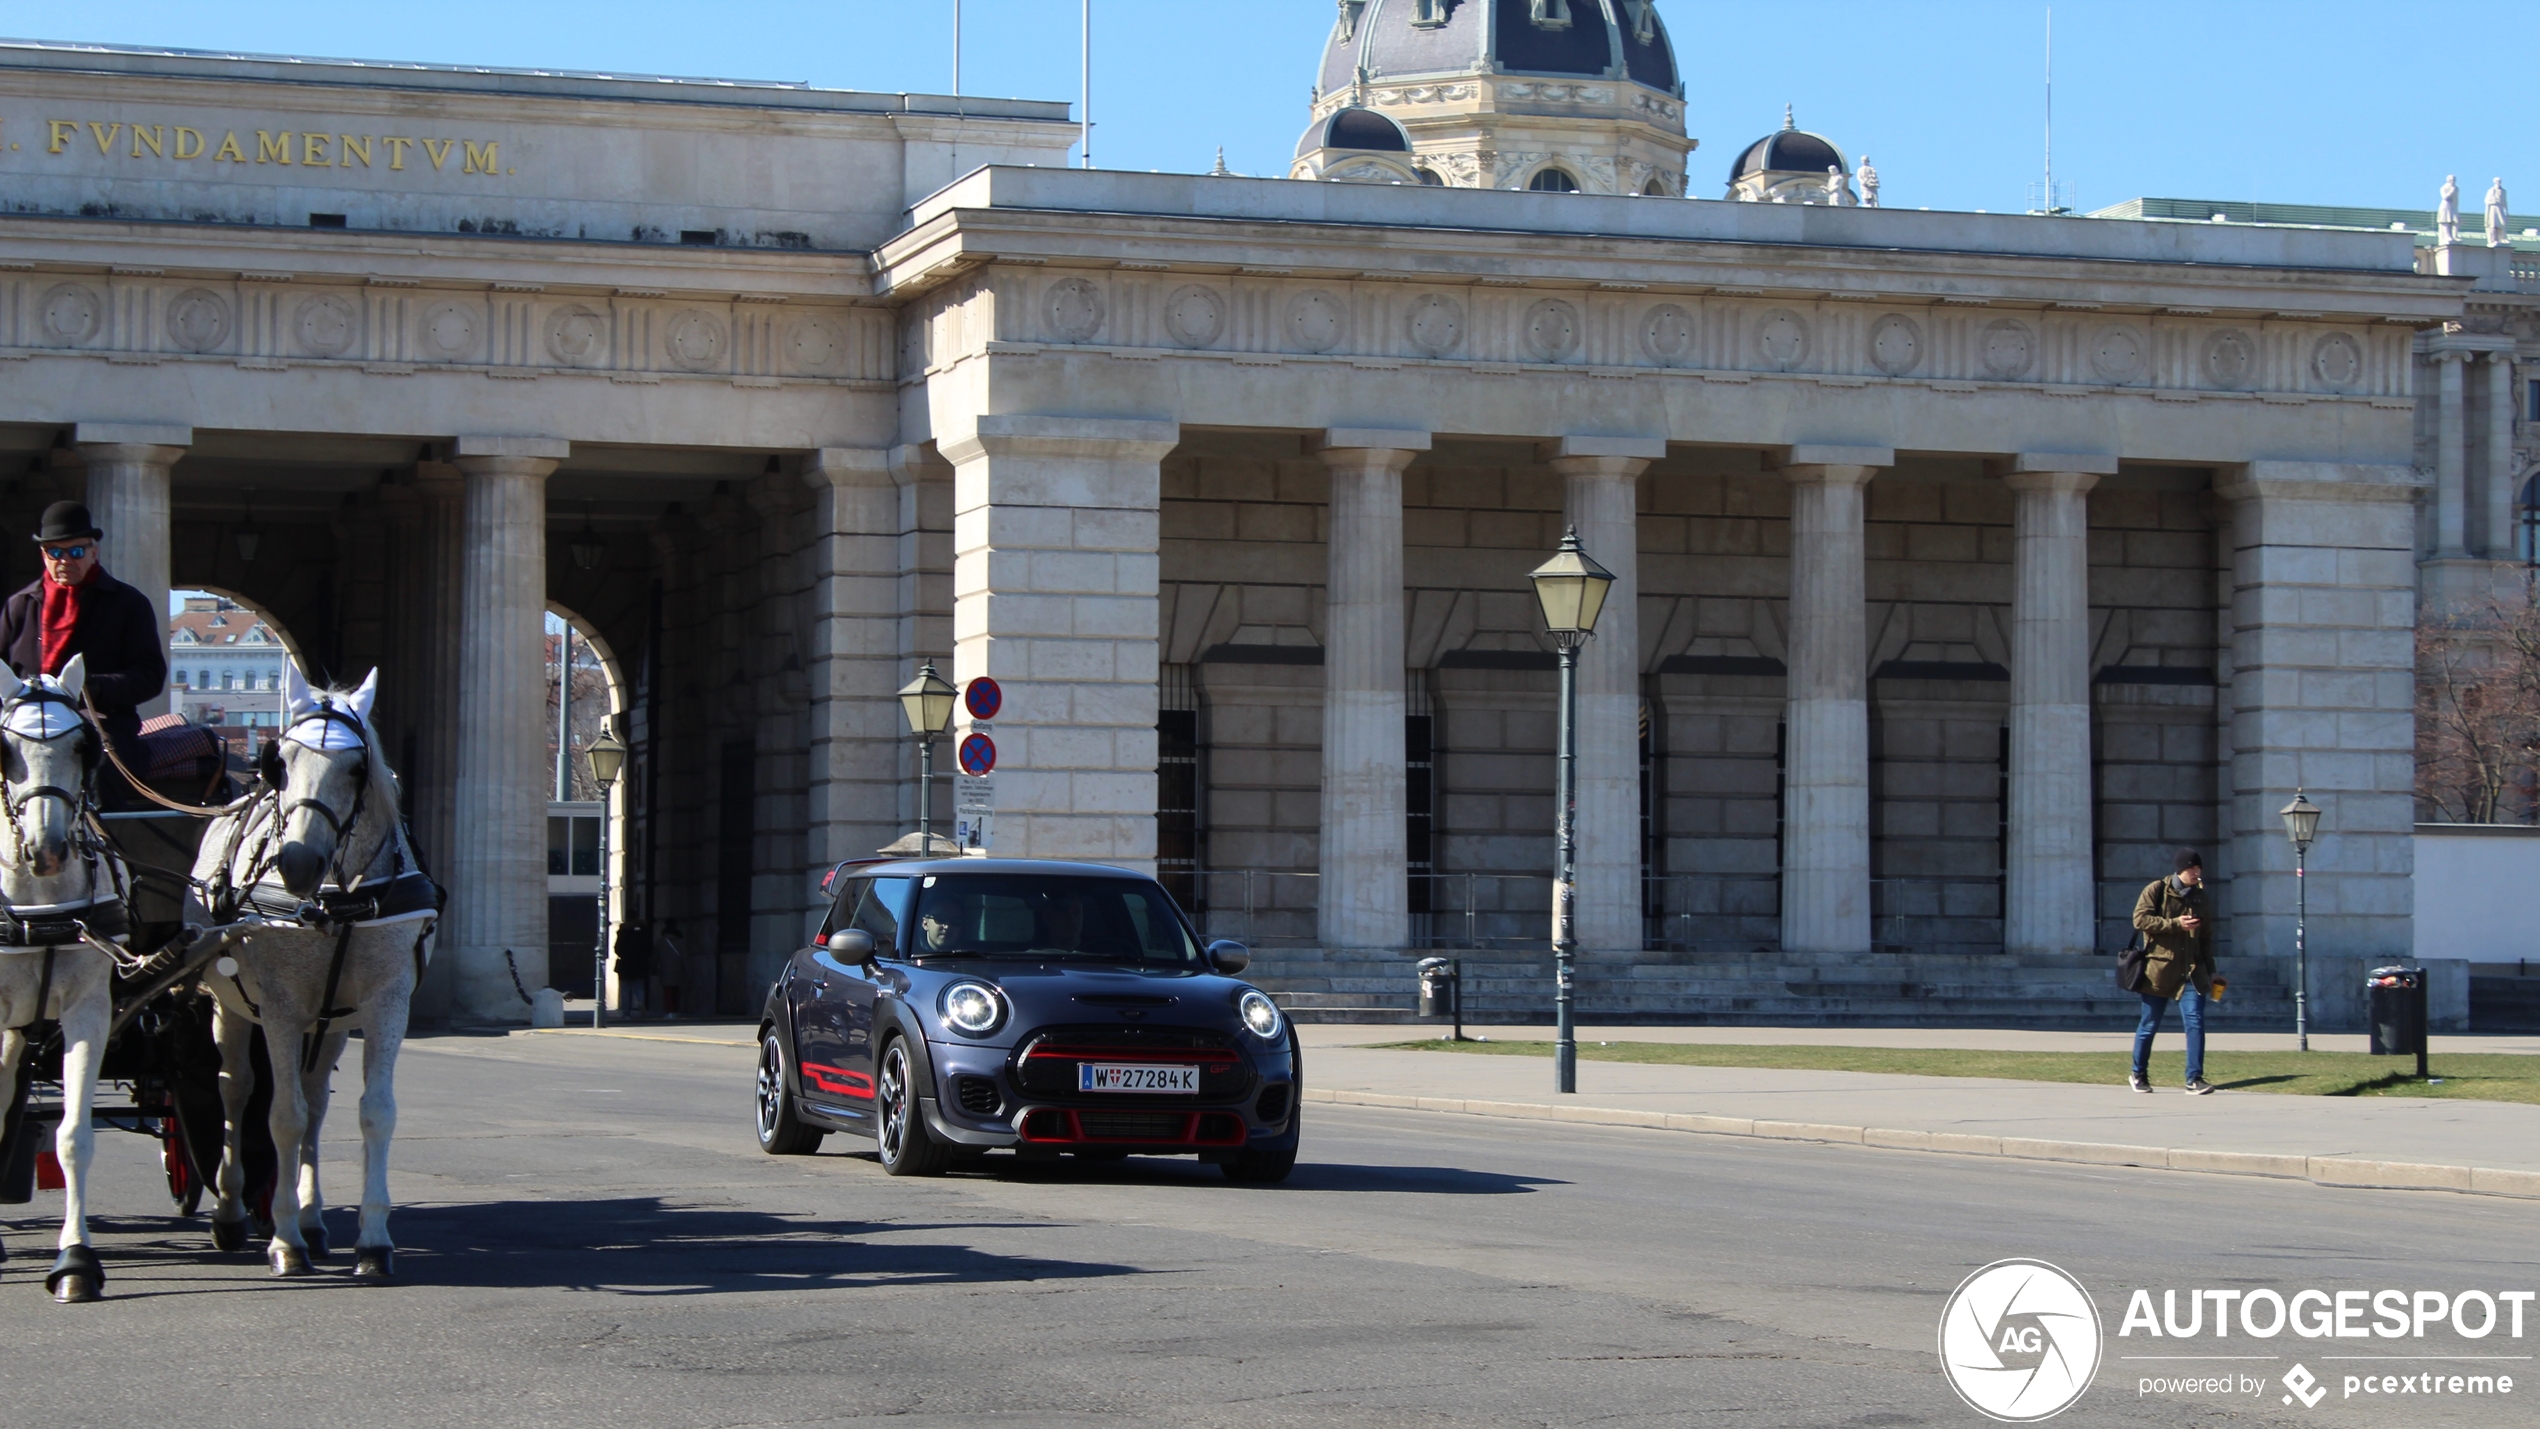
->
<box><xmin>966</xmin><ymin>677</ymin><xmax>1002</xmax><ymax>721</ymax></box>
<box><xmin>958</xmin><ymin>733</ymin><xmax>997</xmax><ymax>776</ymax></box>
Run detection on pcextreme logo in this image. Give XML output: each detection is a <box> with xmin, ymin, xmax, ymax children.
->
<box><xmin>1938</xmin><ymin>1259</ymin><xmax>2104</xmax><ymax>1422</ymax></box>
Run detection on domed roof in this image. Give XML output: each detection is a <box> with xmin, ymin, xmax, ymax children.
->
<box><xmin>1298</xmin><ymin>106</ymin><xmax>1414</xmax><ymax>158</ymax></box>
<box><xmin>1319</xmin><ymin>0</ymin><xmax>1679</xmax><ymax>98</ymax></box>
<box><xmin>1732</xmin><ymin>109</ymin><xmax>1846</xmax><ymax>181</ymax></box>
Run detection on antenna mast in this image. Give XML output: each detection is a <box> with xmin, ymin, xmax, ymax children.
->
<box><xmin>953</xmin><ymin>0</ymin><xmax>961</xmax><ymax>98</ymax></box>
<box><xmin>2042</xmin><ymin>7</ymin><xmax>2056</xmax><ymax>214</ymax></box>
<box><xmin>1081</xmin><ymin>0</ymin><xmax>1093</xmax><ymax>168</ymax></box>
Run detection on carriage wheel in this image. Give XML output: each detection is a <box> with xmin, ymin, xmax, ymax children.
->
<box><xmin>161</xmin><ymin>1124</ymin><xmax>203</xmax><ymax>1217</ymax></box>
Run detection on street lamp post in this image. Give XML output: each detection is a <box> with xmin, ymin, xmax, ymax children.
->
<box><xmin>2280</xmin><ymin>789</ymin><xmax>2321</xmax><ymax>1052</ymax></box>
<box><xmin>585</xmin><ymin>721</ymin><xmax>628</xmax><ymax>1031</ymax></box>
<box><xmin>899</xmin><ymin>662</ymin><xmax>958</xmax><ymax>852</ymax></box>
<box><xmin>1528</xmin><ymin>527</ymin><xmax>1615</xmax><ymax>1096</ymax></box>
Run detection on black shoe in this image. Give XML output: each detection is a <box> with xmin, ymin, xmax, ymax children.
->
<box><xmin>2128</xmin><ymin>1073</ymin><xmax>2152</xmax><ymax>1094</ymax></box>
<box><xmin>2184</xmin><ymin>1078</ymin><xmax>2215</xmax><ymax>1096</ymax></box>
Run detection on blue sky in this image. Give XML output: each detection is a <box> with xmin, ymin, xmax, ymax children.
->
<box><xmin>34</xmin><ymin>1</ymin><xmax>2535</xmax><ymax>216</ymax></box>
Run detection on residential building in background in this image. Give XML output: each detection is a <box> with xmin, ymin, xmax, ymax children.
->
<box><xmin>168</xmin><ymin>593</ymin><xmax>286</xmax><ymax>730</ymax></box>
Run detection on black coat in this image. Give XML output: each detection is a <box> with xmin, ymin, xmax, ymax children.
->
<box><xmin>0</xmin><ymin>569</ymin><xmax>168</xmax><ymax>753</ymax></box>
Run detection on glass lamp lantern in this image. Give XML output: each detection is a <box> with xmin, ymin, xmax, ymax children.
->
<box><xmin>899</xmin><ymin>662</ymin><xmax>958</xmax><ymax>737</ymax></box>
<box><xmin>2279</xmin><ymin>790</ymin><xmax>2321</xmax><ymax>849</ymax></box>
<box><xmin>1528</xmin><ymin>526</ymin><xmax>1616</xmax><ymax>640</ymax></box>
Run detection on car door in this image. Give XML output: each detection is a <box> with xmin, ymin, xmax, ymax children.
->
<box><xmin>824</xmin><ymin>876</ymin><xmax>910</xmax><ymax>1111</ymax></box>
<box><xmin>791</xmin><ymin>877</ymin><xmax>867</xmax><ymax>1121</ymax></box>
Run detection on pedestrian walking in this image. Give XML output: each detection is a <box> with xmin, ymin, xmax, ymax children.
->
<box><xmin>2126</xmin><ymin>848</ymin><xmax>2217</xmax><ymax>1095</ymax></box>
<box><xmin>613</xmin><ymin>920</ymin><xmax>653</xmax><ymax>1017</ymax></box>
<box><xmin>655</xmin><ymin>919</ymin><xmax>686</xmax><ymax>1019</ymax></box>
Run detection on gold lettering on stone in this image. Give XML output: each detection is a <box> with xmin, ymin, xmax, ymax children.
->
<box><xmin>130</xmin><ymin>124</ymin><xmax>165</xmax><ymax>159</ymax></box>
<box><xmin>85</xmin><ymin>121</ymin><xmax>122</xmax><ymax>155</ymax></box>
<box><xmin>421</xmin><ymin>138</ymin><xmax>454</xmax><ymax>170</ymax></box>
<box><xmin>385</xmin><ymin>137</ymin><xmax>412</xmax><ymax>170</ymax></box>
<box><xmin>256</xmin><ymin>130</ymin><xmax>293</xmax><ymax>164</ymax></box>
<box><xmin>461</xmin><ymin>139</ymin><xmax>498</xmax><ymax>175</ymax></box>
<box><xmin>339</xmin><ymin>134</ymin><xmax>372</xmax><ymax>168</ymax></box>
<box><xmin>47</xmin><ymin>119</ymin><xmax>75</xmax><ymax>154</ymax></box>
<box><xmin>34</xmin><ymin>118</ymin><xmax>511</xmax><ymax>180</ymax></box>
<box><xmin>173</xmin><ymin>127</ymin><xmax>203</xmax><ymax>160</ymax></box>
<box><xmin>212</xmin><ymin>131</ymin><xmax>246</xmax><ymax>163</ymax></box>
<box><xmin>301</xmin><ymin>132</ymin><xmax>331</xmax><ymax>167</ymax></box>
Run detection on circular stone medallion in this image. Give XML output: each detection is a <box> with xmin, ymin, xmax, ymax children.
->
<box><xmin>1044</xmin><ymin>277</ymin><xmax>1105</xmax><ymax>343</ymax></box>
<box><xmin>2202</xmin><ymin>329</ymin><xmax>2256</xmax><ymax>389</ymax></box>
<box><xmin>1405</xmin><ymin>293</ymin><xmax>1464</xmax><ymax>356</ymax></box>
<box><xmin>1868</xmin><ymin>314</ymin><xmax>1923</xmax><ymax>375</ymax></box>
<box><xmin>2311</xmin><ymin>332</ymin><xmax>2363</xmax><ymax>391</ymax></box>
<box><xmin>165</xmin><ymin>288</ymin><xmax>231</xmax><ymax>354</ymax></box>
<box><xmin>544</xmin><ymin>304</ymin><xmax>606</xmax><ymax>366</ymax></box>
<box><xmin>1980</xmin><ymin>318</ymin><xmax>2035</xmax><ymax>379</ymax></box>
<box><xmin>38</xmin><ymin>284</ymin><xmax>101</xmax><ymax>345</ymax></box>
<box><xmin>2089</xmin><ymin>325</ymin><xmax>2146</xmax><ymax>383</ymax></box>
<box><xmin>1286</xmin><ymin>290</ymin><xmax>1344</xmax><ymax>352</ymax></box>
<box><xmin>1522</xmin><ymin>299</ymin><xmax>1581</xmax><ymax>362</ymax></box>
<box><xmin>418</xmin><ymin>300</ymin><xmax>481</xmax><ymax>361</ymax></box>
<box><xmin>294</xmin><ymin>293</ymin><xmax>359</xmax><ymax>357</ymax></box>
<box><xmin>1162</xmin><ymin>285</ymin><xmax>1224</xmax><ymax>349</ymax></box>
<box><xmin>787</xmin><ymin>316</ymin><xmax>846</xmax><ymax>374</ymax></box>
<box><xmin>1639</xmin><ymin>304</ymin><xmax>1693</xmax><ymax>365</ymax></box>
<box><xmin>665</xmin><ymin>310</ymin><xmax>726</xmax><ymax>372</ymax></box>
<box><xmin>1755</xmin><ymin>308</ymin><xmax>1810</xmax><ymax>370</ymax></box>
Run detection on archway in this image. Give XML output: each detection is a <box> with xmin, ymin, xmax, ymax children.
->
<box><xmin>545</xmin><ymin>603</ymin><xmax>635</xmax><ymax>1009</ymax></box>
<box><xmin>166</xmin><ymin>586</ymin><xmax>311</xmax><ymax>778</ymax></box>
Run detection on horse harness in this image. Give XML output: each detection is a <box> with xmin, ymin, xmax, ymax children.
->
<box><xmin>210</xmin><ymin>702</ymin><xmax>441</xmax><ymax>1071</ymax></box>
<box><xmin>0</xmin><ymin>684</ymin><xmax>138</xmax><ymax>977</ymax></box>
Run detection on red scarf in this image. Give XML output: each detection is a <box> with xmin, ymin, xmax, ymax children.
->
<box><xmin>38</xmin><ymin>568</ymin><xmax>94</xmax><ymax>676</ymax></box>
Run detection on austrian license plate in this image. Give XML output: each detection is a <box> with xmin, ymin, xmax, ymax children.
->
<box><xmin>1078</xmin><ymin>1062</ymin><xmax>1199</xmax><ymax>1094</ymax></box>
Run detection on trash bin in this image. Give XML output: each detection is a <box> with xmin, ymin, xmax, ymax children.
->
<box><xmin>2366</xmin><ymin>965</ymin><xmax>2428</xmax><ymax>1076</ymax></box>
<box><xmin>1415</xmin><ymin>956</ymin><xmax>1459</xmax><ymax>1020</ymax></box>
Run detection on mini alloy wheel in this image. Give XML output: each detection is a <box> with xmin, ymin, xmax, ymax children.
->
<box><xmin>875</xmin><ymin>1039</ymin><xmax>948</xmax><ymax>1176</ymax></box>
<box><xmin>755</xmin><ymin>1033</ymin><xmax>824</xmax><ymax>1155</ymax></box>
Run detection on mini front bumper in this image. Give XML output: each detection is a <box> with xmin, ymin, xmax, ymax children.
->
<box><xmin>922</xmin><ymin>1033</ymin><xmax>1299</xmax><ymax>1153</ymax></box>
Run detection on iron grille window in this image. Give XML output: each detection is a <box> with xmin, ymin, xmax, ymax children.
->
<box><xmin>1157</xmin><ymin>665</ymin><xmax>1202</xmax><ymax>913</ymax></box>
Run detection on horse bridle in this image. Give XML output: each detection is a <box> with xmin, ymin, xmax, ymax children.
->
<box><xmin>0</xmin><ymin>685</ymin><xmax>99</xmax><ymax>873</ymax></box>
<box><xmin>269</xmin><ymin>701</ymin><xmax>391</xmax><ymax>897</ymax></box>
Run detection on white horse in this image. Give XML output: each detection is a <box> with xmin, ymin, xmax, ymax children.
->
<box><xmin>0</xmin><ymin>657</ymin><xmax>133</xmax><ymax>1302</ymax></box>
<box><xmin>189</xmin><ymin>665</ymin><xmax>437</xmax><ymax>1280</ymax></box>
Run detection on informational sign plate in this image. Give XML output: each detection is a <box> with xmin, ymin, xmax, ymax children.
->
<box><xmin>956</xmin><ymin>774</ymin><xmax>995</xmax><ymax>815</ymax></box>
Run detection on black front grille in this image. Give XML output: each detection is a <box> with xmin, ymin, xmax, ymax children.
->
<box><xmin>1255</xmin><ymin>1083</ymin><xmax>1291</xmax><ymax>1124</ymax></box>
<box><xmin>955</xmin><ymin>1076</ymin><xmax>1001</xmax><ymax>1116</ymax></box>
<box><xmin>1078</xmin><ymin>1111</ymin><xmax>1185</xmax><ymax>1140</ymax></box>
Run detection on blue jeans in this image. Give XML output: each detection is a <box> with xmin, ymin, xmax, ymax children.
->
<box><xmin>2133</xmin><ymin>989</ymin><xmax>2205</xmax><ymax>1083</ymax></box>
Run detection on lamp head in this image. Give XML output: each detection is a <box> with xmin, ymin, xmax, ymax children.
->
<box><xmin>2279</xmin><ymin>789</ymin><xmax>2321</xmax><ymax>849</ymax></box>
<box><xmin>899</xmin><ymin>661</ymin><xmax>958</xmax><ymax>736</ymax></box>
<box><xmin>1528</xmin><ymin>525</ymin><xmax>1616</xmax><ymax>637</ymax></box>
<box><xmin>585</xmin><ymin>721</ymin><xmax>628</xmax><ymax>788</ymax></box>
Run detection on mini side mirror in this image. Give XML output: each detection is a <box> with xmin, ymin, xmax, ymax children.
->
<box><xmin>1206</xmin><ymin>939</ymin><xmax>1250</xmax><ymax>975</ymax></box>
<box><xmin>826</xmin><ymin>928</ymin><xmax>876</xmax><ymax>959</ymax></box>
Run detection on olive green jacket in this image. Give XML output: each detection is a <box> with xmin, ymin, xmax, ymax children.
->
<box><xmin>2131</xmin><ymin>876</ymin><xmax>2214</xmax><ymax>998</ymax></box>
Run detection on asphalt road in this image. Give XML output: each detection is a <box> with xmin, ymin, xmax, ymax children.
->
<box><xmin>1</xmin><ymin>1031</ymin><xmax>2532</xmax><ymax>1428</ymax></box>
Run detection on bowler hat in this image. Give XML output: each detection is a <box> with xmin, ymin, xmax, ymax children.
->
<box><xmin>32</xmin><ymin>501</ymin><xmax>101</xmax><ymax>544</ymax></box>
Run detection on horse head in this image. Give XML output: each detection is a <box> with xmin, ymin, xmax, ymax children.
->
<box><xmin>0</xmin><ymin>655</ymin><xmax>96</xmax><ymax>880</ymax></box>
<box><xmin>270</xmin><ymin>664</ymin><xmax>392</xmax><ymax>900</ymax></box>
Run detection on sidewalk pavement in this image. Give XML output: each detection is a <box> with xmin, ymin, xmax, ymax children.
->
<box><xmin>509</xmin><ymin>1020</ymin><xmax>2540</xmax><ymax>1198</ymax></box>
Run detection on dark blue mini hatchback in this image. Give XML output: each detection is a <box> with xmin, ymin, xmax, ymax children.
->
<box><xmin>755</xmin><ymin>858</ymin><xmax>1300</xmax><ymax>1182</ymax></box>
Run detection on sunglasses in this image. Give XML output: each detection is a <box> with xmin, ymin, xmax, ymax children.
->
<box><xmin>41</xmin><ymin>545</ymin><xmax>89</xmax><ymax>561</ymax></box>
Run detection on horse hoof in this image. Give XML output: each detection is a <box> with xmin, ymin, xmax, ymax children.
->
<box><xmin>269</xmin><ymin>1244</ymin><xmax>311</xmax><ymax>1278</ymax></box>
<box><xmin>210</xmin><ymin>1218</ymin><xmax>250</xmax><ymax>1254</ymax></box>
<box><xmin>353</xmin><ymin>1248</ymin><xmax>394</xmax><ymax>1282</ymax></box>
<box><xmin>45</xmin><ymin>1245</ymin><xmax>103</xmax><ymax>1303</ymax></box>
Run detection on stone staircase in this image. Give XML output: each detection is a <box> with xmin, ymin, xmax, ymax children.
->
<box><xmin>1248</xmin><ymin>946</ymin><xmax>2302</xmax><ymax>1029</ymax></box>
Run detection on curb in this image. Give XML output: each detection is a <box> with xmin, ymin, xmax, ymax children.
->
<box><xmin>1302</xmin><ymin>1088</ymin><xmax>2540</xmax><ymax>1200</ymax></box>
<box><xmin>509</xmin><ymin>1028</ymin><xmax>756</xmax><ymax>1048</ymax></box>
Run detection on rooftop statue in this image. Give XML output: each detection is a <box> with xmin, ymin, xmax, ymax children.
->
<box><xmin>2487</xmin><ymin>177</ymin><xmax>2511</xmax><ymax>248</ymax></box>
<box><xmin>2437</xmin><ymin>174</ymin><xmax>2461</xmax><ymax>245</ymax></box>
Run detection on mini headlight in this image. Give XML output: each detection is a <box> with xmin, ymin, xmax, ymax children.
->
<box><xmin>1238</xmin><ymin>989</ymin><xmax>1283</xmax><ymax>1041</ymax></box>
<box><xmin>941</xmin><ymin>981</ymin><xmax>1004</xmax><ymax>1036</ymax></box>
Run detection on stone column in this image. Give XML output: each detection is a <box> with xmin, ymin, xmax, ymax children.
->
<box><xmin>1547</xmin><ymin>436</ymin><xmax>1666</xmax><ymax>957</ymax></box>
<box><xmin>391</xmin><ymin>462</ymin><xmax>466</xmax><ymax>1021</ymax></box>
<box><xmin>447</xmin><ymin>436</ymin><xmax>564</xmax><ymax>1023</ymax></box>
<box><xmin>1769</xmin><ymin>446</ymin><xmax>1891</xmax><ymax>955</ymax></box>
<box><xmin>73</xmin><ymin>422</ymin><xmax>189</xmax><ymax>718</ymax></box>
<box><xmin>1309</xmin><ymin>429</ymin><xmax>1427</xmax><ymax>953</ymax></box>
<box><xmin>2002</xmin><ymin>456</ymin><xmax>2112</xmax><ymax>957</ymax></box>
<box><xmin>2217</xmin><ymin>461</ymin><xmax>2423</xmax><ymax>1029</ymax></box>
<box><xmin>938</xmin><ymin>415</ymin><xmax>1178</xmax><ymax>869</ymax></box>
<box><xmin>2434</xmin><ymin>351</ymin><xmax>2468</xmax><ymax>557</ymax></box>
<box><xmin>801</xmin><ymin>449</ymin><xmax>903</xmax><ymax>874</ymax></box>
<box><xmin>2487</xmin><ymin>352</ymin><xmax>2520</xmax><ymax>559</ymax></box>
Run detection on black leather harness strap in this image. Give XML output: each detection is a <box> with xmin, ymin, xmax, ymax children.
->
<box><xmin>29</xmin><ymin>945</ymin><xmax>55</xmax><ymax>1025</ymax></box>
<box><xmin>301</xmin><ymin>915</ymin><xmax>359</xmax><ymax>1075</ymax></box>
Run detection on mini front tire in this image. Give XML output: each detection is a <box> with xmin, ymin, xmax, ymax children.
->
<box><xmin>756</xmin><ymin>1032</ymin><xmax>825</xmax><ymax>1156</ymax></box>
<box><xmin>875</xmin><ymin>1038</ymin><xmax>949</xmax><ymax>1177</ymax></box>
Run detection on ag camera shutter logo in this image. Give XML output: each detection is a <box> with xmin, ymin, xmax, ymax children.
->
<box><xmin>1939</xmin><ymin>1259</ymin><xmax>2103</xmax><ymax>1421</ymax></box>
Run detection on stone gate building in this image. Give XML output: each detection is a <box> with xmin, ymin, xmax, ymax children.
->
<box><xmin>0</xmin><ymin>11</ymin><xmax>2518</xmax><ymax>1025</ymax></box>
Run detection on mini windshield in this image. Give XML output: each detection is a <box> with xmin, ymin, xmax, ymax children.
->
<box><xmin>904</xmin><ymin>875</ymin><xmax>1200</xmax><ymax>965</ymax></box>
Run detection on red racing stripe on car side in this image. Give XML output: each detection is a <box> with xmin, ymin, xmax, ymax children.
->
<box><xmin>800</xmin><ymin>1062</ymin><xmax>875</xmax><ymax>1099</ymax></box>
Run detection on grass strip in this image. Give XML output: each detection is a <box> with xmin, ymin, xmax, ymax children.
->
<box><xmin>1370</xmin><ymin>1039</ymin><xmax>2540</xmax><ymax>1105</ymax></box>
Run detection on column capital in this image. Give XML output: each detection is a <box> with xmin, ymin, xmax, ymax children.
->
<box><xmin>939</xmin><ymin>414</ymin><xmax>1179</xmax><ymax>467</ymax></box>
<box><xmin>72</xmin><ymin>421</ymin><xmax>191</xmax><ymax>452</ymax></box>
<box><xmin>1999</xmin><ymin>451</ymin><xmax>2119</xmax><ymax>478</ymax></box>
<box><xmin>799</xmin><ymin>447</ymin><xmax>893</xmax><ymax>491</ymax></box>
<box><xmin>1768</xmin><ymin>444</ymin><xmax>1891</xmax><ymax>481</ymax></box>
<box><xmin>2001</xmin><ymin>470</ymin><xmax>2103</xmax><ymax>497</ymax></box>
<box><xmin>1538</xmin><ymin>434</ymin><xmax>1665</xmax><ymax>464</ymax></box>
<box><xmin>1309</xmin><ymin>427</ymin><xmax>1430</xmax><ymax>456</ymax></box>
<box><xmin>451</xmin><ymin>434</ymin><xmax>569</xmax><ymax>462</ymax></box>
<box><xmin>411</xmin><ymin>460</ymin><xmax>464</xmax><ymax>496</ymax></box>
<box><xmin>888</xmin><ymin>442</ymin><xmax>952</xmax><ymax>488</ymax></box>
